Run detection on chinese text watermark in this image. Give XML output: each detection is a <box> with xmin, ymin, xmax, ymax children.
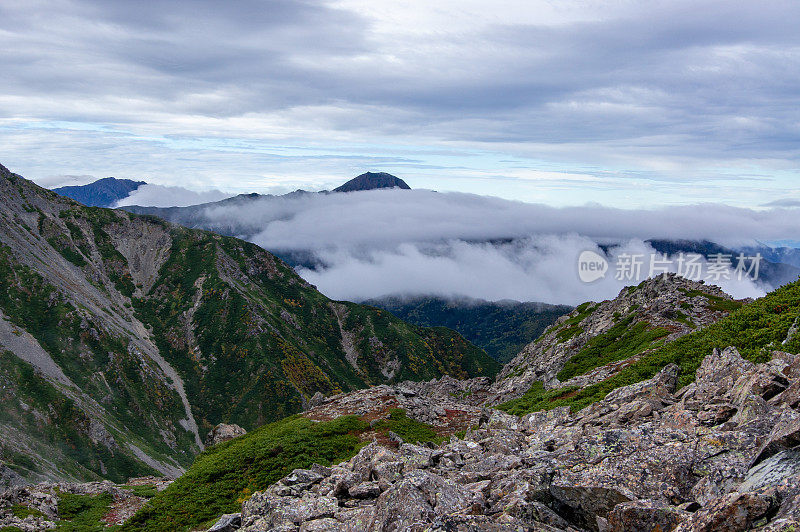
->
<box><xmin>578</xmin><ymin>252</ymin><xmax>762</xmax><ymax>284</ymax></box>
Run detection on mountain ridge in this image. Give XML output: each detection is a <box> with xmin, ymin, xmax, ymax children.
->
<box><xmin>0</xmin><ymin>163</ymin><xmax>495</xmax><ymax>487</ymax></box>
<box><xmin>53</xmin><ymin>177</ymin><xmax>146</xmax><ymax>207</ymax></box>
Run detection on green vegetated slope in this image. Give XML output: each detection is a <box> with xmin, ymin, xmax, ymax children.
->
<box><xmin>366</xmin><ymin>296</ymin><xmax>572</xmax><ymax>363</ymax></box>
<box><xmin>0</xmin><ymin>349</ymin><xmax>158</xmax><ymax>485</ymax></box>
<box><xmin>0</xmin><ymin>163</ymin><xmax>496</xmax><ymax>483</ymax></box>
<box><xmin>500</xmin><ymin>279</ymin><xmax>800</xmax><ymax>415</ymax></box>
<box><xmin>124</xmin><ymin>409</ymin><xmax>442</xmax><ymax>532</ymax></box>
<box><xmin>132</xmin><ymin>229</ymin><xmax>497</xmax><ymax>432</ymax></box>
<box><xmin>0</xmin><ymin>225</ymin><xmax>189</xmax><ymax>482</ymax></box>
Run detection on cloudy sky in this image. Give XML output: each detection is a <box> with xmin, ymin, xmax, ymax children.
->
<box><xmin>1</xmin><ymin>0</ymin><xmax>799</xmax><ymax>207</ymax></box>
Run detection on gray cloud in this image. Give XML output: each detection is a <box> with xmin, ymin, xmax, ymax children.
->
<box><xmin>296</xmin><ymin>237</ymin><xmax>767</xmax><ymax>305</ymax></box>
<box><xmin>3</xmin><ymin>0</ymin><xmax>800</xmax><ymax>192</ymax></box>
<box><xmin>211</xmin><ymin>189</ymin><xmax>800</xmax><ymax>249</ymax></box>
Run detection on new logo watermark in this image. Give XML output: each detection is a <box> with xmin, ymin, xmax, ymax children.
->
<box><xmin>577</xmin><ymin>251</ymin><xmax>762</xmax><ymax>284</ymax></box>
<box><xmin>577</xmin><ymin>250</ymin><xmax>609</xmax><ymax>283</ymax></box>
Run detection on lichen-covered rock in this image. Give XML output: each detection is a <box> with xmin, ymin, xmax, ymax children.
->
<box><xmin>606</xmin><ymin>499</ymin><xmax>689</xmax><ymax>532</ymax></box>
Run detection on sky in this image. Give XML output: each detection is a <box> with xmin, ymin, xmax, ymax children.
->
<box><xmin>2</xmin><ymin>0</ymin><xmax>800</xmax><ymax>207</ymax></box>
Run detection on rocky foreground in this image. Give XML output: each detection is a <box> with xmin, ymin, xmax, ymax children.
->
<box><xmin>5</xmin><ymin>344</ymin><xmax>800</xmax><ymax>531</ymax></box>
<box><xmin>208</xmin><ymin>346</ymin><xmax>800</xmax><ymax>531</ymax></box>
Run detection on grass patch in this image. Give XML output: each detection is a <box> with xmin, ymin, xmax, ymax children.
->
<box><xmin>47</xmin><ymin>237</ymin><xmax>87</xmax><ymax>267</ymax></box>
<box><xmin>539</xmin><ymin>302</ymin><xmax>597</xmax><ymax>345</ymax></box>
<box><xmin>120</xmin><ymin>485</ymin><xmax>159</xmax><ymax>499</ymax></box>
<box><xmin>373</xmin><ymin>408</ymin><xmax>444</xmax><ymax>445</ymax></box>
<box><xmin>499</xmin><ymin>279</ymin><xmax>800</xmax><ymax>416</ymax></box>
<box><xmin>498</xmin><ymin>382</ymin><xmax>582</xmax><ymax>416</ymax></box>
<box><xmin>11</xmin><ymin>504</ymin><xmax>46</xmax><ymax>519</ymax></box>
<box><xmin>679</xmin><ymin>288</ymin><xmax>744</xmax><ymax>313</ymax></box>
<box><xmin>55</xmin><ymin>492</ymin><xmax>114</xmax><ymax>531</ymax></box>
<box><xmin>556</xmin><ymin>324</ymin><xmax>583</xmax><ymax>342</ymax></box>
<box><xmin>673</xmin><ymin>310</ymin><xmax>695</xmax><ymax>329</ymax></box>
<box><xmin>123</xmin><ymin>415</ymin><xmax>369</xmax><ymax>532</ymax></box>
<box><xmin>556</xmin><ymin>316</ymin><xmax>671</xmax><ymax>381</ymax></box>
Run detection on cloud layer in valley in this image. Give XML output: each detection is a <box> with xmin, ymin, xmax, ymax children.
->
<box><xmin>191</xmin><ymin>189</ymin><xmax>796</xmax><ymax>304</ymax></box>
<box><xmin>115</xmin><ymin>184</ymin><xmax>233</xmax><ymax>208</ymax></box>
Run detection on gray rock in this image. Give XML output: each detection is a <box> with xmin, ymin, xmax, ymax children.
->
<box><xmin>207</xmin><ymin>513</ymin><xmax>241</xmax><ymax>532</ymax></box>
<box><xmin>205</xmin><ymin>423</ymin><xmax>247</xmax><ymax>447</ymax></box>
<box><xmin>549</xmin><ymin>484</ymin><xmax>634</xmax><ymax>531</ymax></box>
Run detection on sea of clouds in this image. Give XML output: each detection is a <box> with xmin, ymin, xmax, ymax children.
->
<box><xmin>174</xmin><ymin>188</ymin><xmax>798</xmax><ymax>305</ymax></box>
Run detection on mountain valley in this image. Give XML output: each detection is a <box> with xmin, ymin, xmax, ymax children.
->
<box><xmin>1</xmin><ymin>162</ymin><xmax>799</xmax><ymax>531</ymax></box>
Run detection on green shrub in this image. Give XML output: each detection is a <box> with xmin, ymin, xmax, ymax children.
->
<box><xmin>55</xmin><ymin>492</ymin><xmax>114</xmax><ymax>531</ymax></box>
<box><xmin>373</xmin><ymin>408</ymin><xmax>443</xmax><ymax>444</ymax></box>
<box><xmin>11</xmin><ymin>504</ymin><xmax>45</xmax><ymax>519</ymax></box>
<box><xmin>500</xmin><ymin>279</ymin><xmax>800</xmax><ymax>416</ymax></box>
<box><xmin>556</xmin><ymin>316</ymin><xmax>670</xmax><ymax>381</ymax></box>
<box><xmin>123</xmin><ymin>415</ymin><xmax>368</xmax><ymax>532</ymax></box>
<box><xmin>121</xmin><ymin>485</ymin><xmax>159</xmax><ymax>499</ymax></box>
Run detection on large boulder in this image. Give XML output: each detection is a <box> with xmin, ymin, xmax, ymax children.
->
<box><xmin>205</xmin><ymin>424</ymin><xmax>247</xmax><ymax>447</ymax></box>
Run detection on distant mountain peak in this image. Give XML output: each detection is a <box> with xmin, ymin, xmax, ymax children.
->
<box><xmin>53</xmin><ymin>176</ymin><xmax>146</xmax><ymax>207</ymax></box>
<box><xmin>333</xmin><ymin>172</ymin><xmax>411</xmax><ymax>193</ymax></box>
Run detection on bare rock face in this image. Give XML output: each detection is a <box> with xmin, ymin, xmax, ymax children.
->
<box><xmin>227</xmin><ymin>346</ymin><xmax>800</xmax><ymax>531</ymax></box>
<box><xmin>205</xmin><ymin>424</ymin><xmax>247</xmax><ymax>447</ymax></box>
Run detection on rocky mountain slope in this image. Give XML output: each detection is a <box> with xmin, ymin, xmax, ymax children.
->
<box><xmin>365</xmin><ymin>296</ymin><xmax>572</xmax><ymax>363</ymax></box>
<box><xmin>0</xmin><ymin>163</ymin><xmax>496</xmax><ymax>488</ymax></box>
<box><xmin>490</xmin><ymin>274</ymin><xmax>743</xmax><ymax>406</ymax></box>
<box><xmin>111</xmin><ymin>271</ymin><xmax>798</xmax><ymax>531</ymax></box>
<box><xmin>53</xmin><ymin>177</ymin><xmax>146</xmax><ymax>207</ymax></box>
<box><xmin>224</xmin><ymin>343</ymin><xmax>800</xmax><ymax>531</ymax></box>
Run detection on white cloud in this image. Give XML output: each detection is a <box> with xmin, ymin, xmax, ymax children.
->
<box><xmin>297</xmin><ymin>236</ymin><xmax>767</xmax><ymax>305</ymax></box>
<box><xmin>221</xmin><ymin>189</ymin><xmax>800</xmax><ymax>250</ymax></box>
<box><xmin>115</xmin><ymin>183</ymin><xmax>233</xmax><ymax>207</ymax></box>
<box><xmin>188</xmin><ymin>188</ymin><xmax>795</xmax><ymax>303</ymax></box>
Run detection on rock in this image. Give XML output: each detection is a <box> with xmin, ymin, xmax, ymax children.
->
<box><xmin>283</xmin><ymin>469</ymin><xmax>325</xmax><ymax>489</ymax></box>
<box><xmin>751</xmin><ymin>410</ymin><xmax>800</xmax><ymax>466</ymax></box>
<box><xmin>308</xmin><ymin>392</ymin><xmax>326</xmax><ymax>408</ymax></box>
<box><xmin>370</xmin><ymin>476</ymin><xmax>434</xmax><ymax>531</ymax></box>
<box><xmin>674</xmin><ymin>491</ymin><xmax>778</xmax><ymax>531</ymax></box>
<box><xmin>348</xmin><ymin>481</ymin><xmax>381</xmax><ymax>499</ymax></box>
<box><xmin>607</xmin><ymin>499</ymin><xmax>690</xmax><ymax>532</ymax></box>
<box><xmin>399</xmin><ymin>443</ymin><xmax>433</xmax><ymax>471</ymax></box>
<box><xmin>241</xmin><ymin>493</ymin><xmax>337</xmax><ymax>529</ymax></box>
<box><xmin>740</xmin><ymin>448</ymin><xmax>800</xmax><ymax>493</ymax></box>
<box><xmin>549</xmin><ymin>485</ymin><xmax>634</xmax><ymax>531</ymax></box>
<box><xmin>205</xmin><ymin>423</ymin><xmax>247</xmax><ymax>447</ymax></box>
<box><xmin>207</xmin><ymin>513</ymin><xmax>241</xmax><ymax>532</ymax></box>
<box><xmin>484</xmin><ymin>410</ymin><xmax>521</xmax><ymax>430</ymax></box>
